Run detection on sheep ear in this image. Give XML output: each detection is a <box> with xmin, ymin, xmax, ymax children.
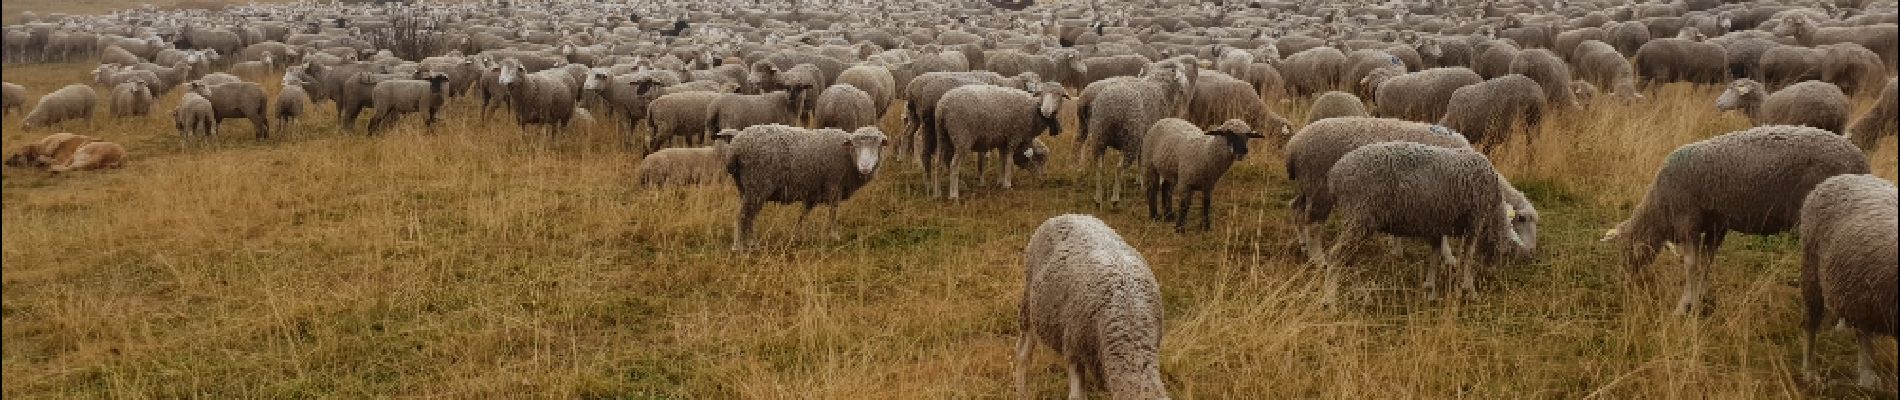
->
<box><xmin>1599</xmin><ymin>228</ymin><xmax>1620</xmax><ymax>242</ymax></box>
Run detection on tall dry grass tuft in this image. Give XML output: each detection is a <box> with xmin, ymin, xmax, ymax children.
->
<box><xmin>4</xmin><ymin>61</ymin><xmax>1896</xmax><ymax>398</ymax></box>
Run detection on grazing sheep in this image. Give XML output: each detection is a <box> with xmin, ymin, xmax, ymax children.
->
<box><xmin>1244</xmin><ymin>62</ymin><xmax>1287</xmax><ymax>101</ymax></box>
<box><xmin>1439</xmin><ymin>74</ymin><xmax>1549</xmax><ymax>153</ymax></box>
<box><xmin>1321</xmin><ymin>140</ymin><xmax>1535</xmax><ymax>306</ymax></box>
<box><xmin>1014</xmin><ymin>214</ymin><xmax>1167</xmax><ymax>400</ymax></box>
<box><xmin>1610</xmin><ymin>20</ymin><xmax>1654</xmax><ymax>57</ymax></box>
<box><xmin>2</xmin><ymin>82</ymin><xmax>24</xmax><ymax>116</ymax></box>
<box><xmin>723</xmin><ymin>124</ymin><xmax>889</xmax><ymax>251</ymax></box>
<box><xmin>1284</xmin><ymin>117</ymin><xmax>1485</xmax><ymax>262</ymax></box>
<box><xmin>812</xmin><ymin>84</ymin><xmax>878</xmax><ymax>131</ymax></box>
<box><xmin>47</xmin><ymin>141</ymin><xmax>125</xmax><ymax>173</ymax></box>
<box><xmin>834</xmin><ymin>64</ymin><xmax>896</xmax><ymax>118</ymax></box>
<box><xmin>187</xmin><ymin>81</ymin><xmax>271</xmax><ymax>141</ymax></box>
<box><xmin>903</xmin><ymin>71</ymin><xmax>1039</xmax><ymax>158</ymax></box>
<box><xmin>1774</xmin><ymin>14</ymin><xmax>1898</xmax><ymax>70</ymax></box>
<box><xmin>1143</xmin><ymin>118</ymin><xmax>1263</xmax><ymax>232</ymax></box>
<box><xmin>1575</xmin><ymin>44</ymin><xmax>1644</xmax><ymax>101</ymax></box>
<box><xmin>1633</xmin><ymin>35</ymin><xmax>1728</xmax><ymax>85</ymax></box>
<box><xmin>1508</xmin><ymin>49</ymin><xmax>1579</xmax><ymax>110</ymax></box>
<box><xmin>100</xmin><ymin>44</ymin><xmax>142</xmax><ymax>65</ymax></box>
<box><xmin>497</xmin><ymin>58</ymin><xmax>577</xmax><ymax>133</ymax></box>
<box><xmin>108</xmin><ymin>81</ymin><xmax>153</xmax><ymax>118</ymax></box>
<box><xmin>1079</xmin><ymin>58</ymin><xmax>1199</xmax><ymax>205</ymax></box>
<box><xmin>274</xmin><ymin>78</ymin><xmax>310</xmax><ymax>135</ymax></box>
<box><xmin>367</xmin><ymin>73</ymin><xmax>453</xmax><ymax>134</ymax></box>
<box><xmin>1848</xmin><ymin>79</ymin><xmax>1897</xmax><ymax>150</ymax></box>
<box><xmin>706</xmin><ymin>90</ymin><xmax>802</xmax><ymax>135</ymax></box>
<box><xmin>1282</xmin><ymin>47</ymin><xmax>1346</xmax><ymax>97</ymax></box>
<box><xmin>1817</xmin><ymin>43</ymin><xmax>1887</xmax><ymax>97</ymax></box>
<box><xmin>931</xmin><ymin>81</ymin><xmax>1065</xmax><ymax>200</ymax></box>
<box><xmin>636</xmin><ymin>130</ymin><xmax>735</xmax><ymax>187</ymax></box>
<box><xmin>229</xmin><ymin>53</ymin><xmax>275</xmax><ymax>80</ymax></box>
<box><xmin>5</xmin><ymin>132</ymin><xmax>96</xmax><ymax>169</ymax></box>
<box><xmin>643</xmin><ymin>90</ymin><xmax>725</xmax><ymax>154</ymax></box>
<box><xmin>20</xmin><ymin>84</ymin><xmax>97</xmax><ymax>130</ymax></box>
<box><xmin>173</xmin><ymin>92</ymin><xmax>216</xmax><ymax>143</ymax></box>
<box><xmin>1343</xmin><ymin>49</ymin><xmax>1402</xmax><ymax>99</ymax></box>
<box><xmin>1371</xmin><ymin>67</ymin><xmax>1483</xmax><ymax>123</ymax></box>
<box><xmin>1758</xmin><ymin>45</ymin><xmax>1823</xmax><ymax>90</ymax></box>
<box><xmin>1797</xmin><ymin>174</ymin><xmax>1897</xmax><ymax>389</ymax></box>
<box><xmin>1602</xmin><ymin>125</ymin><xmax>1870</xmax><ymax>316</ymax></box>
<box><xmin>1473</xmin><ymin>40</ymin><xmax>1522</xmax><ymax>79</ymax></box>
<box><xmin>1307</xmin><ymin>91</ymin><xmax>1369</xmax><ymax>122</ymax></box>
<box><xmin>1715</xmin><ymin>79</ymin><xmax>1851</xmax><ymax>133</ymax></box>
<box><xmin>195</xmin><ymin>72</ymin><xmax>243</xmax><ymax>87</ymax></box>
<box><xmin>1187</xmin><ymin>71</ymin><xmax>1294</xmax><ymax>139</ymax></box>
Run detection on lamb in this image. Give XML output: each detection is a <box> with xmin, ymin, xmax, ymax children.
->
<box><xmin>812</xmin><ymin>84</ymin><xmax>878</xmax><ymax>131</ymax></box>
<box><xmin>367</xmin><ymin>72</ymin><xmax>453</xmax><ymax>134</ymax></box>
<box><xmin>47</xmin><ymin>141</ymin><xmax>125</xmax><ymax>173</ymax></box>
<box><xmin>930</xmin><ymin>81</ymin><xmax>1065</xmax><ymax>200</ymax></box>
<box><xmin>1601</xmin><ymin>125</ymin><xmax>1870</xmax><ymax>316</ymax></box>
<box><xmin>173</xmin><ymin>92</ymin><xmax>216</xmax><ymax>144</ymax></box>
<box><xmin>1439</xmin><ymin>74</ymin><xmax>1549</xmax><ymax>153</ymax></box>
<box><xmin>1143</xmin><ymin>118</ymin><xmax>1263</xmax><ymax>232</ymax></box>
<box><xmin>108</xmin><ymin>81</ymin><xmax>154</xmax><ymax>118</ymax></box>
<box><xmin>723</xmin><ymin>124</ymin><xmax>889</xmax><ymax>251</ymax></box>
<box><xmin>1078</xmin><ymin>58</ymin><xmax>1199</xmax><ymax>205</ymax></box>
<box><xmin>1320</xmin><ymin>141</ymin><xmax>1536</xmax><ymax>306</ymax></box>
<box><xmin>186</xmin><ymin>80</ymin><xmax>271</xmax><ymax>141</ymax></box>
<box><xmin>1186</xmin><ymin>71</ymin><xmax>1293</xmax><ymax>139</ymax></box>
<box><xmin>497</xmin><ymin>58</ymin><xmax>577</xmax><ymax>133</ymax></box>
<box><xmin>2</xmin><ymin>82</ymin><xmax>23</xmax><ymax>117</ymax></box>
<box><xmin>1848</xmin><ymin>78</ymin><xmax>1897</xmax><ymax>150</ymax></box>
<box><xmin>705</xmin><ymin>91</ymin><xmax>802</xmax><ymax>135</ymax></box>
<box><xmin>1014</xmin><ymin>214</ymin><xmax>1167</xmax><ymax>400</ymax></box>
<box><xmin>274</xmin><ymin>77</ymin><xmax>310</xmax><ymax>135</ymax></box>
<box><xmin>1797</xmin><ymin>174</ymin><xmax>1897</xmax><ymax>389</ymax></box>
<box><xmin>1508</xmin><ymin>49</ymin><xmax>1579</xmax><ymax>110</ymax></box>
<box><xmin>643</xmin><ymin>90</ymin><xmax>724</xmax><ymax>154</ymax></box>
<box><xmin>1370</xmin><ymin>67</ymin><xmax>1483</xmax><ymax>123</ymax></box>
<box><xmin>1307</xmin><ymin>91</ymin><xmax>1368</xmax><ymax>122</ymax></box>
<box><xmin>636</xmin><ymin>130</ymin><xmax>736</xmax><ymax>187</ymax></box>
<box><xmin>5</xmin><ymin>133</ymin><xmax>96</xmax><ymax>169</ymax></box>
<box><xmin>1817</xmin><ymin>43</ymin><xmax>1886</xmax><ymax>97</ymax></box>
<box><xmin>834</xmin><ymin>64</ymin><xmax>896</xmax><ymax>118</ymax></box>
<box><xmin>20</xmin><ymin>84</ymin><xmax>97</xmax><ymax>130</ymax></box>
<box><xmin>1715</xmin><ymin>79</ymin><xmax>1851</xmax><ymax>133</ymax></box>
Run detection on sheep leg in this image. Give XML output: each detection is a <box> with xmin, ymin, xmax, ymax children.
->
<box><xmin>975</xmin><ymin>151</ymin><xmax>987</xmax><ymax>187</ymax></box>
<box><xmin>1174</xmin><ymin>185</ymin><xmax>1191</xmax><ymax>233</ymax></box>
<box><xmin>1014</xmin><ymin>333</ymin><xmax>1033</xmax><ymax>400</ymax></box>
<box><xmin>948</xmin><ymin>150</ymin><xmax>964</xmax><ymax>201</ymax></box>
<box><xmin>1852</xmin><ymin>331</ymin><xmax>1888</xmax><ymax>389</ymax></box>
<box><xmin>1673</xmin><ymin>242</ymin><xmax>1709</xmax><ymax>316</ymax></box>
<box><xmin>1109</xmin><ymin>152</ymin><xmax>1128</xmax><ymax>204</ymax></box>
<box><xmin>1458</xmin><ymin>234</ymin><xmax>1481</xmax><ymax>298</ymax></box>
<box><xmin>1145</xmin><ymin>172</ymin><xmax>1162</xmax><ymax>220</ymax></box>
<box><xmin>1090</xmin><ymin>149</ymin><xmax>1106</xmax><ymax>205</ymax></box>
<box><xmin>826</xmin><ymin>203</ymin><xmax>841</xmax><ymax>241</ymax></box>
<box><xmin>1000</xmin><ymin>148</ymin><xmax>1015</xmax><ymax>190</ymax></box>
<box><xmin>1065</xmin><ymin>361</ymin><xmax>1085</xmax><ymax>400</ymax></box>
<box><xmin>732</xmin><ymin>200</ymin><xmax>763</xmax><ymax>252</ymax></box>
<box><xmin>1200</xmin><ymin>190</ymin><xmax>1213</xmax><ymax>231</ymax></box>
<box><xmin>1322</xmin><ymin>224</ymin><xmax>1370</xmax><ymax>310</ymax></box>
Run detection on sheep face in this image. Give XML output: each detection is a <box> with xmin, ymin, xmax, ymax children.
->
<box><xmin>582</xmin><ymin>69</ymin><xmax>609</xmax><ymax>91</ymax></box>
<box><xmin>496</xmin><ymin>60</ymin><xmax>525</xmax><ymax>86</ymax></box>
<box><xmin>1714</xmin><ymin>79</ymin><xmax>1760</xmax><ymax>112</ymax></box>
<box><xmin>846</xmin><ymin>128</ymin><xmax>889</xmax><ymax>175</ymax></box>
<box><xmin>1037</xmin><ymin>81</ymin><xmax>1066</xmax><ymax>136</ymax></box>
<box><xmin>1013</xmin><ymin>139</ymin><xmax>1050</xmax><ymax>175</ymax></box>
<box><xmin>1209</xmin><ymin>119</ymin><xmax>1264</xmax><ymax>158</ymax></box>
<box><xmin>1500</xmin><ymin>202</ymin><xmax>1528</xmax><ymax>250</ymax></box>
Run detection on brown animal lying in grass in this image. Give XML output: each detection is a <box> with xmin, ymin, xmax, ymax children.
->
<box><xmin>5</xmin><ymin>133</ymin><xmax>127</xmax><ymax>172</ymax></box>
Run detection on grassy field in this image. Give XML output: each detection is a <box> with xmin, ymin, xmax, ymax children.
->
<box><xmin>2</xmin><ymin>57</ymin><xmax>1896</xmax><ymax>398</ymax></box>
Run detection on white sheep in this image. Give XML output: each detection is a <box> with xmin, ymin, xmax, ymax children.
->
<box><xmin>1015</xmin><ymin>214</ymin><xmax>1168</xmax><ymax>400</ymax></box>
<box><xmin>723</xmin><ymin>124</ymin><xmax>889</xmax><ymax>251</ymax></box>
<box><xmin>1142</xmin><ymin>118</ymin><xmax>1264</xmax><ymax>232</ymax></box>
<box><xmin>1797</xmin><ymin>174</ymin><xmax>1896</xmax><ymax>389</ymax></box>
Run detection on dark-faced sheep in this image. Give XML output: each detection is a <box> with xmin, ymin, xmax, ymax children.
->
<box><xmin>1371</xmin><ymin>67</ymin><xmax>1484</xmax><ymax>123</ymax></box>
<box><xmin>1715</xmin><ymin>79</ymin><xmax>1851</xmax><ymax>133</ymax></box>
<box><xmin>1797</xmin><ymin>174</ymin><xmax>1897</xmax><ymax>390</ymax></box>
<box><xmin>1848</xmin><ymin>78</ymin><xmax>1897</xmax><ymax>150</ymax></box>
<box><xmin>932</xmin><ymin>81</ymin><xmax>1065</xmax><ymax>200</ymax></box>
<box><xmin>21</xmin><ymin>84</ymin><xmax>97</xmax><ymax>130</ymax></box>
<box><xmin>1143</xmin><ymin>118</ymin><xmax>1263</xmax><ymax>232</ymax></box>
<box><xmin>724</xmin><ymin>124</ymin><xmax>889</xmax><ymax>251</ymax></box>
<box><xmin>1602</xmin><ymin>125</ymin><xmax>1870</xmax><ymax>316</ymax></box>
<box><xmin>1015</xmin><ymin>214</ymin><xmax>1167</xmax><ymax>400</ymax></box>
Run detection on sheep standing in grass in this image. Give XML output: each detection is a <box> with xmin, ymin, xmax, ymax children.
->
<box><xmin>108</xmin><ymin>81</ymin><xmax>154</xmax><ymax>118</ymax></box>
<box><xmin>173</xmin><ymin>92</ymin><xmax>216</xmax><ymax>143</ymax></box>
<box><xmin>275</xmin><ymin>75</ymin><xmax>310</xmax><ymax>135</ymax></box>
<box><xmin>1508</xmin><ymin>49</ymin><xmax>1579</xmax><ymax>110</ymax></box>
<box><xmin>187</xmin><ymin>80</ymin><xmax>271</xmax><ymax>141</ymax></box>
<box><xmin>1143</xmin><ymin>118</ymin><xmax>1263</xmax><ymax>232</ymax></box>
<box><xmin>931</xmin><ymin>81</ymin><xmax>1065</xmax><ymax>200</ymax></box>
<box><xmin>1818</xmin><ymin>43</ymin><xmax>1888</xmax><ymax>97</ymax></box>
<box><xmin>1370</xmin><ymin>67</ymin><xmax>1483</xmax><ymax>123</ymax></box>
<box><xmin>1848</xmin><ymin>78</ymin><xmax>1897</xmax><ymax>150</ymax></box>
<box><xmin>724</xmin><ymin>124</ymin><xmax>889</xmax><ymax>251</ymax></box>
<box><xmin>3</xmin><ymin>82</ymin><xmax>24</xmax><ymax>117</ymax></box>
<box><xmin>1602</xmin><ymin>125</ymin><xmax>1870</xmax><ymax>316</ymax></box>
<box><xmin>644</xmin><ymin>90</ymin><xmax>725</xmax><ymax>154</ymax></box>
<box><xmin>21</xmin><ymin>84</ymin><xmax>97</xmax><ymax>130</ymax></box>
<box><xmin>1321</xmin><ymin>141</ymin><xmax>1536</xmax><ymax>306</ymax></box>
<box><xmin>366</xmin><ymin>72</ymin><xmax>452</xmax><ymax>134</ymax></box>
<box><xmin>1715</xmin><ymin>79</ymin><xmax>1851</xmax><ymax>133</ymax></box>
<box><xmin>834</xmin><ymin>64</ymin><xmax>895</xmax><ymax>119</ymax></box>
<box><xmin>229</xmin><ymin>53</ymin><xmax>275</xmax><ymax>80</ymax></box>
<box><xmin>1014</xmin><ymin>214</ymin><xmax>1167</xmax><ymax>400</ymax></box>
<box><xmin>1284</xmin><ymin>117</ymin><xmax>1507</xmax><ymax>262</ymax></box>
<box><xmin>1798</xmin><ymin>174</ymin><xmax>1897</xmax><ymax>390</ymax></box>
<box><xmin>1079</xmin><ymin>58</ymin><xmax>1198</xmax><ymax>205</ymax></box>
<box><xmin>706</xmin><ymin>90</ymin><xmax>803</xmax><ymax>135</ymax></box>
<box><xmin>812</xmin><ymin>84</ymin><xmax>878</xmax><ymax>130</ymax></box>
<box><xmin>1439</xmin><ymin>74</ymin><xmax>1549</xmax><ymax>154</ymax></box>
<box><xmin>1186</xmin><ymin>70</ymin><xmax>1293</xmax><ymax>139</ymax></box>
<box><xmin>636</xmin><ymin>130</ymin><xmax>736</xmax><ymax>187</ymax></box>
<box><xmin>1307</xmin><ymin>91</ymin><xmax>1368</xmax><ymax>122</ymax></box>
<box><xmin>497</xmin><ymin>58</ymin><xmax>577</xmax><ymax>134</ymax></box>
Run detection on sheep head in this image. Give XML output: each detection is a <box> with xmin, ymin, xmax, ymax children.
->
<box><xmin>496</xmin><ymin>59</ymin><xmax>525</xmax><ymax>86</ymax></box>
<box><xmin>1208</xmin><ymin>119</ymin><xmax>1262</xmax><ymax>158</ymax></box>
<box><xmin>1013</xmin><ymin>138</ymin><xmax>1050</xmax><ymax>175</ymax></box>
<box><xmin>1036</xmin><ymin>81</ymin><xmax>1066</xmax><ymax>137</ymax></box>
<box><xmin>583</xmin><ymin>68</ymin><xmax>610</xmax><ymax>91</ymax></box>
<box><xmin>844</xmin><ymin>127</ymin><xmax>889</xmax><ymax>175</ymax></box>
<box><xmin>1713</xmin><ymin>79</ymin><xmax>1761</xmax><ymax>113</ymax></box>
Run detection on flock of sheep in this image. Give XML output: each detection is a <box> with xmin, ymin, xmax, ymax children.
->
<box><xmin>2</xmin><ymin>0</ymin><xmax>1898</xmax><ymax>397</ymax></box>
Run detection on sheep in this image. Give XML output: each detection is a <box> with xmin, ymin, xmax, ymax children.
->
<box><xmin>1284</xmin><ymin>117</ymin><xmax>1492</xmax><ymax>262</ymax></box>
<box><xmin>1014</xmin><ymin>213</ymin><xmax>1167</xmax><ymax>400</ymax></box>
<box><xmin>1601</xmin><ymin>125</ymin><xmax>1870</xmax><ymax>316</ymax></box>
<box><xmin>1817</xmin><ymin>43</ymin><xmax>1886</xmax><ymax>97</ymax></box>
<box><xmin>584</xmin><ymin>69</ymin><xmax>672</xmax><ymax>149</ymax></box>
<box><xmin>1758</xmin><ymin>45</ymin><xmax>1823</xmax><ymax>90</ymax></box>
<box><xmin>706</xmin><ymin>91</ymin><xmax>803</xmax><ymax>136</ymax></box>
<box><xmin>1610</xmin><ymin>20</ymin><xmax>1652</xmax><ymax>56</ymax></box>
<box><xmin>1307</xmin><ymin>91</ymin><xmax>1368</xmax><ymax>122</ymax></box>
<box><xmin>1773</xmin><ymin>14</ymin><xmax>1897</xmax><ymax>70</ymax></box>
<box><xmin>186</xmin><ymin>80</ymin><xmax>271</xmax><ymax>141</ymax></box>
<box><xmin>100</xmin><ymin>44</ymin><xmax>142</xmax><ymax>65</ymax></box>
<box><xmin>1186</xmin><ymin>70</ymin><xmax>1293</xmax><ymax>139</ymax></box>
<box><xmin>1473</xmin><ymin>40</ymin><xmax>1522</xmax><ymax>79</ymax></box>
<box><xmin>5</xmin><ymin>133</ymin><xmax>96</xmax><ymax>169</ymax></box>
<box><xmin>108</xmin><ymin>81</ymin><xmax>154</xmax><ymax>118</ymax></box>
<box><xmin>1634</xmin><ymin>36</ymin><xmax>1728</xmax><ymax>85</ymax></box>
<box><xmin>1439</xmin><ymin>74</ymin><xmax>1549</xmax><ymax>154</ymax></box>
<box><xmin>1079</xmin><ymin>58</ymin><xmax>1199</xmax><ymax>205</ymax></box>
<box><xmin>812</xmin><ymin>84</ymin><xmax>878</xmax><ymax>131</ymax></box>
<box><xmin>1508</xmin><ymin>49</ymin><xmax>1579</xmax><ymax>110</ymax></box>
<box><xmin>1320</xmin><ymin>139</ymin><xmax>1536</xmax><ymax>306</ymax></box>
<box><xmin>644</xmin><ymin>91</ymin><xmax>725</xmax><ymax>154</ymax></box>
<box><xmin>173</xmin><ymin>92</ymin><xmax>216</xmax><ymax>144</ymax></box>
<box><xmin>1281</xmin><ymin>46</ymin><xmax>1346</xmax><ymax>97</ymax></box>
<box><xmin>20</xmin><ymin>84</ymin><xmax>97</xmax><ymax>130</ymax></box>
<box><xmin>1244</xmin><ymin>62</ymin><xmax>1286</xmax><ymax>101</ymax></box>
<box><xmin>497</xmin><ymin>57</ymin><xmax>578</xmax><ymax>133</ymax></box>
<box><xmin>902</xmin><ymin>71</ymin><xmax>1039</xmax><ymax>161</ymax></box>
<box><xmin>1574</xmin><ymin>43</ymin><xmax>1644</xmax><ymax>101</ymax></box>
<box><xmin>229</xmin><ymin>53</ymin><xmax>275</xmax><ymax>80</ymax></box>
<box><xmin>1143</xmin><ymin>118</ymin><xmax>1263</xmax><ymax>232</ymax></box>
<box><xmin>1370</xmin><ymin>67</ymin><xmax>1483</xmax><ymax>123</ymax></box>
<box><xmin>660</xmin><ymin>80</ymin><xmax>736</xmax><ymax>95</ymax></box>
<box><xmin>2</xmin><ymin>82</ymin><xmax>23</xmax><ymax>117</ymax></box>
<box><xmin>47</xmin><ymin>141</ymin><xmax>125</xmax><ymax>173</ymax></box>
<box><xmin>274</xmin><ymin>77</ymin><xmax>310</xmax><ymax>136</ymax></box>
<box><xmin>1797</xmin><ymin>174</ymin><xmax>1897</xmax><ymax>389</ymax></box>
<box><xmin>1715</xmin><ymin>79</ymin><xmax>1851</xmax><ymax>133</ymax></box>
<box><xmin>723</xmin><ymin>124</ymin><xmax>889</xmax><ymax>251</ymax></box>
<box><xmin>366</xmin><ymin>72</ymin><xmax>453</xmax><ymax>134</ymax></box>
<box><xmin>931</xmin><ymin>81</ymin><xmax>1065</xmax><ymax>200</ymax></box>
<box><xmin>636</xmin><ymin>130</ymin><xmax>736</xmax><ymax>187</ymax></box>
<box><xmin>835</xmin><ymin>64</ymin><xmax>896</xmax><ymax>118</ymax></box>
<box><xmin>1848</xmin><ymin>78</ymin><xmax>1897</xmax><ymax>150</ymax></box>
<box><xmin>1343</xmin><ymin>49</ymin><xmax>1403</xmax><ymax>99</ymax></box>
<box><xmin>195</xmin><ymin>72</ymin><xmax>243</xmax><ymax>87</ymax></box>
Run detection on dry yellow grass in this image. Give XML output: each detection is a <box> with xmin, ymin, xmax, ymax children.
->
<box><xmin>2</xmin><ymin>59</ymin><xmax>1896</xmax><ymax>398</ymax></box>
